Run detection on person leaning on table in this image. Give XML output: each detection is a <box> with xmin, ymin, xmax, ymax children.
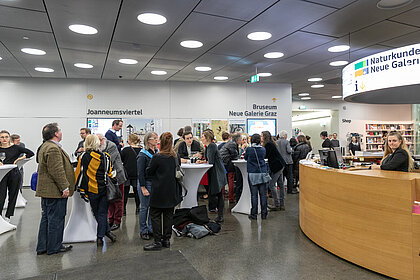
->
<box><xmin>371</xmin><ymin>131</ymin><xmax>413</xmax><ymax>172</ymax></box>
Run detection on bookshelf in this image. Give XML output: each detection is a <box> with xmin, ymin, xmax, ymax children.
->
<box><xmin>365</xmin><ymin>123</ymin><xmax>415</xmax><ymax>153</ymax></box>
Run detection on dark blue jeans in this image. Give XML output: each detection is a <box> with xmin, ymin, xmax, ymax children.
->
<box><xmin>138</xmin><ymin>181</ymin><xmax>152</xmax><ymax>235</ymax></box>
<box><xmin>36</xmin><ymin>197</ymin><xmax>68</xmax><ymax>254</ymax></box>
<box><xmin>248</xmin><ymin>180</ymin><xmax>268</xmax><ymax>218</ymax></box>
<box><xmin>88</xmin><ymin>191</ymin><xmax>109</xmax><ymax>238</ymax></box>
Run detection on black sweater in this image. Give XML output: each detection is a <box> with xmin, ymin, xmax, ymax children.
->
<box><xmin>322</xmin><ymin>139</ymin><xmax>334</xmax><ymax>149</ymax></box>
<box><xmin>264</xmin><ymin>141</ymin><xmax>285</xmax><ymax>174</ymax></box>
<box><xmin>0</xmin><ymin>145</ymin><xmax>34</xmax><ymax>164</ymax></box>
<box><xmin>121</xmin><ymin>146</ymin><xmax>141</xmax><ymax>180</ymax></box>
<box><xmin>381</xmin><ymin>147</ymin><xmax>409</xmax><ymax>172</ymax></box>
<box><xmin>177</xmin><ymin>140</ymin><xmax>201</xmax><ymax>159</ymax></box>
<box><xmin>146</xmin><ymin>154</ymin><xmax>181</xmax><ymax>208</ymax></box>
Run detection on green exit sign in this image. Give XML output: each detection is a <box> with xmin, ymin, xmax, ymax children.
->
<box><xmin>250</xmin><ymin>74</ymin><xmax>259</xmax><ymax>83</ymax></box>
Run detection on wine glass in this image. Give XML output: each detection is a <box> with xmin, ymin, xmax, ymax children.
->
<box><xmin>0</xmin><ymin>152</ymin><xmax>6</xmax><ymax>163</ymax></box>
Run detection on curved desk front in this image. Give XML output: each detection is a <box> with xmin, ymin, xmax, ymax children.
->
<box><xmin>299</xmin><ymin>163</ymin><xmax>420</xmax><ymax>280</ymax></box>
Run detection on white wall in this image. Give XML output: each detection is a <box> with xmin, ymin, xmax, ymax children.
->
<box><xmin>0</xmin><ymin>78</ymin><xmax>292</xmax><ymax>185</ymax></box>
<box><xmin>292</xmin><ymin>100</ymin><xmax>412</xmax><ymax>152</ymax></box>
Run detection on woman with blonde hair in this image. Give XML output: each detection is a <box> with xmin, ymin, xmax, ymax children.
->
<box><xmin>75</xmin><ymin>134</ymin><xmax>116</xmax><ymax>245</ymax></box>
<box><xmin>144</xmin><ymin>132</ymin><xmax>181</xmax><ymax>251</ymax></box>
<box><xmin>373</xmin><ymin>131</ymin><xmax>413</xmax><ymax>172</ymax></box>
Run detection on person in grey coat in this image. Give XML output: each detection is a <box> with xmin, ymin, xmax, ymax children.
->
<box><xmin>276</xmin><ymin>130</ymin><xmax>296</xmax><ymax>194</ymax></box>
<box><xmin>197</xmin><ymin>129</ymin><xmax>227</xmax><ymax>223</ymax></box>
<box><xmin>98</xmin><ymin>134</ymin><xmax>127</xmax><ymax>231</ymax></box>
<box><xmin>292</xmin><ymin>135</ymin><xmax>311</xmax><ymax>192</ymax></box>
<box><xmin>219</xmin><ymin>133</ymin><xmax>241</xmax><ymax>203</ymax></box>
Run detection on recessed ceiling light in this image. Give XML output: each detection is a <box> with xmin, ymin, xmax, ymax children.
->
<box><xmin>68</xmin><ymin>24</ymin><xmax>98</xmax><ymax>35</ymax></box>
<box><xmin>301</xmin><ymin>97</ymin><xmax>311</xmax><ymax>100</ymax></box>
<box><xmin>118</xmin><ymin>58</ymin><xmax>138</xmax><ymax>65</ymax></box>
<box><xmin>0</xmin><ymin>57</ymin><xmax>2</xmax><ymax>60</ymax></box>
<box><xmin>21</xmin><ymin>48</ymin><xmax>46</xmax><ymax>55</ymax></box>
<box><xmin>22</xmin><ymin>36</ymin><xmax>29</xmax><ymax>40</ymax></box>
<box><xmin>264</xmin><ymin>52</ymin><xmax>284</xmax><ymax>59</ymax></box>
<box><xmin>257</xmin><ymin>72</ymin><xmax>272</xmax><ymax>77</ymax></box>
<box><xmin>151</xmin><ymin>70</ymin><xmax>167</xmax><ymax>75</ymax></box>
<box><xmin>180</xmin><ymin>40</ymin><xmax>203</xmax><ymax>48</ymax></box>
<box><xmin>307</xmin><ymin>77</ymin><xmax>322</xmax><ymax>82</ymax></box>
<box><xmin>377</xmin><ymin>0</ymin><xmax>412</xmax><ymax>9</ymax></box>
<box><xmin>34</xmin><ymin>67</ymin><xmax>54</xmax><ymax>73</ymax></box>
<box><xmin>195</xmin><ymin>66</ymin><xmax>211</xmax><ymax>72</ymax></box>
<box><xmin>332</xmin><ymin>95</ymin><xmax>343</xmax><ymax>99</ymax></box>
<box><xmin>329</xmin><ymin>60</ymin><xmax>349</xmax><ymax>66</ymax></box>
<box><xmin>298</xmin><ymin>93</ymin><xmax>310</xmax><ymax>96</ymax></box>
<box><xmin>137</xmin><ymin>13</ymin><xmax>167</xmax><ymax>25</ymax></box>
<box><xmin>328</xmin><ymin>45</ymin><xmax>350</xmax><ymax>53</ymax></box>
<box><xmin>214</xmin><ymin>76</ymin><xmax>228</xmax><ymax>80</ymax></box>
<box><xmin>311</xmin><ymin>84</ymin><xmax>324</xmax><ymax>88</ymax></box>
<box><xmin>74</xmin><ymin>63</ymin><xmax>93</xmax><ymax>69</ymax></box>
<box><xmin>247</xmin><ymin>32</ymin><xmax>272</xmax><ymax>41</ymax></box>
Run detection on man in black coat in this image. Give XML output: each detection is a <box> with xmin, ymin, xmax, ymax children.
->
<box><xmin>320</xmin><ymin>131</ymin><xmax>334</xmax><ymax>149</ymax></box>
<box><xmin>178</xmin><ymin>132</ymin><xmax>202</xmax><ymax>162</ymax></box>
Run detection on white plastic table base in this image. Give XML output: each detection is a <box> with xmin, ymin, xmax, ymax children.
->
<box><xmin>3</xmin><ymin>191</ymin><xmax>27</xmax><ymax>209</ymax></box>
<box><xmin>179</xmin><ymin>163</ymin><xmax>213</xmax><ymax>209</ymax></box>
<box><xmin>231</xmin><ymin>159</ymin><xmax>261</xmax><ymax>215</ymax></box>
<box><xmin>63</xmin><ymin>194</ymin><xmax>98</xmax><ymax>243</ymax></box>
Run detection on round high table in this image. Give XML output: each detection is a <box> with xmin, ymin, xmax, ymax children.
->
<box><xmin>63</xmin><ymin>193</ymin><xmax>98</xmax><ymax>243</ymax></box>
<box><xmin>3</xmin><ymin>158</ymin><xmax>32</xmax><ymax>209</ymax></box>
<box><xmin>180</xmin><ymin>163</ymin><xmax>213</xmax><ymax>209</ymax></box>
<box><xmin>231</xmin><ymin>159</ymin><xmax>260</xmax><ymax>215</ymax></box>
<box><xmin>0</xmin><ymin>164</ymin><xmax>18</xmax><ymax>234</ymax></box>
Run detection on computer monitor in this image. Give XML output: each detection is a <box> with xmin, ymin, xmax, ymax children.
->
<box><xmin>328</xmin><ymin>150</ymin><xmax>340</xmax><ymax>169</ymax></box>
<box><xmin>333</xmin><ymin>147</ymin><xmax>344</xmax><ymax>166</ymax></box>
<box><xmin>318</xmin><ymin>149</ymin><xmax>329</xmax><ymax>166</ymax></box>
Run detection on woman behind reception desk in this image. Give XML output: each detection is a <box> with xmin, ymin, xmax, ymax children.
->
<box><xmin>372</xmin><ymin>131</ymin><xmax>413</xmax><ymax>172</ymax></box>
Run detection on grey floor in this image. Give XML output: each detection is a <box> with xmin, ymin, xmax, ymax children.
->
<box><xmin>0</xmin><ymin>189</ymin><xmax>389</xmax><ymax>280</ymax></box>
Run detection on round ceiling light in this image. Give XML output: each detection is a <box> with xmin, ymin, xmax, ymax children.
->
<box><xmin>68</xmin><ymin>24</ymin><xmax>98</xmax><ymax>35</ymax></box>
<box><xmin>377</xmin><ymin>0</ymin><xmax>413</xmax><ymax>9</ymax></box>
<box><xmin>74</xmin><ymin>63</ymin><xmax>93</xmax><ymax>69</ymax></box>
<box><xmin>257</xmin><ymin>72</ymin><xmax>272</xmax><ymax>77</ymax></box>
<box><xmin>137</xmin><ymin>13</ymin><xmax>167</xmax><ymax>25</ymax></box>
<box><xmin>332</xmin><ymin>95</ymin><xmax>343</xmax><ymax>99</ymax></box>
<box><xmin>0</xmin><ymin>57</ymin><xmax>2</xmax><ymax>60</ymax></box>
<box><xmin>151</xmin><ymin>70</ymin><xmax>167</xmax><ymax>75</ymax></box>
<box><xmin>329</xmin><ymin>60</ymin><xmax>349</xmax><ymax>66</ymax></box>
<box><xmin>307</xmin><ymin>77</ymin><xmax>322</xmax><ymax>82</ymax></box>
<box><xmin>21</xmin><ymin>48</ymin><xmax>46</xmax><ymax>55</ymax></box>
<box><xmin>311</xmin><ymin>84</ymin><xmax>324</xmax><ymax>88</ymax></box>
<box><xmin>264</xmin><ymin>52</ymin><xmax>284</xmax><ymax>59</ymax></box>
<box><xmin>180</xmin><ymin>40</ymin><xmax>203</xmax><ymax>48</ymax></box>
<box><xmin>34</xmin><ymin>67</ymin><xmax>54</xmax><ymax>73</ymax></box>
<box><xmin>118</xmin><ymin>58</ymin><xmax>138</xmax><ymax>65</ymax></box>
<box><xmin>328</xmin><ymin>45</ymin><xmax>350</xmax><ymax>53</ymax></box>
<box><xmin>214</xmin><ymin>76</ymin><xmax>228</xmax><ymax>80</ymax></box>
<box><xmin>301</xmin><ymin>97</ymin><xmax>311</xmax><ymax>100</ymax></box>
<box><xmin>195</xmin><ymin>66</ymin><xmax>211</xmax><ymax>72</ymax></box>
<box><xmin>298</xmin><ymin>93</ymin><xmax>310</xmax><ymax>96</ymax></box>
<box><xmin>247</xmin><ymin>32</ymin><xmax>272</xmax><ymax>41</ymax></box>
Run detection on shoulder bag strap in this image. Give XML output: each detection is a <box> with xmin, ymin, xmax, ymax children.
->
<box><xmin>253</xmin><ymin>147</ymin><xmax>263</xmax><ymax>173</ymax></box>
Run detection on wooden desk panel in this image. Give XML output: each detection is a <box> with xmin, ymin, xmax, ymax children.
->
<box><xmin>299</xmin><ymin>164</ymin><xmax>419</xmax><ymax>279</ymax></box>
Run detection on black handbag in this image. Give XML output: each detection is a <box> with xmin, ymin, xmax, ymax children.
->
<box><xmin>105</xmin><ymin>154</ymin><xmax>122</xmax><ymax>202</ymax></box>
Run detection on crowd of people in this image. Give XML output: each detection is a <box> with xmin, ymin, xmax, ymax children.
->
<box><xmin>0</xmin><ymin>121</ymin><xmax>413</xmax><ymax>255</ymax></box>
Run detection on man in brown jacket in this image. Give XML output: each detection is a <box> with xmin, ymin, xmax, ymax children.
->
<box><xmin>36</xmin><ymin>123</ymin><xmax>75</xmax><ymax>255</ymax></box>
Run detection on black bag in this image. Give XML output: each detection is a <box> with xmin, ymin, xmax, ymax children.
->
<box><xmin>205</xmin><ymin>222</ymin><xmax>221</xmax><ymax>234</ymax></box>
<box><xmin>104</xmin><ymin>155</ymin><xmax>122</xmax><ymax>202</ymax></box>
<box><xmin>189</xmin><ymin>205</ymin><xmax>210</xmax><ymax>225</ymax></box>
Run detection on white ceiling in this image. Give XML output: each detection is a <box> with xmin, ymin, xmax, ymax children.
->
<box><xmin>0</xmin><ymin>0</ymin><xmax>419</xmax><ymax>100</ymax></box>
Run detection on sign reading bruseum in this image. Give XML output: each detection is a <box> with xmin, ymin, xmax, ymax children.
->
<box><xmin>342</xmin><ymin>43</ymin><xmax>420</xmax><ymax>99</ymax></box>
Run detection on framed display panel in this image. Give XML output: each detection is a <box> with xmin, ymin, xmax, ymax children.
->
<box><xmin>87</xmin><ymin>118</ymin><xmax>122</xmax><ymax>137</ymax></box>
<box><xmin>247</xmin><ymin>118</ymin><xmax>277</xmax><ymax>136</ymax></box>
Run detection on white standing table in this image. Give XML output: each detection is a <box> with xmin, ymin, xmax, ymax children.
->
<box><xmin>231</xmin><ymin>159</ymin><xmax>261</xmax><ymax>215</ymax></box>
<box><xmin>0</xmin><ymin>164</ymin><xmax>18</xmax><ymax>234</ymax></box>
<box><xmin>180</xmin><ymin>163</ymin><xmax>213</xmax><ymax>209</ymax></box>
<box><xmin>3</xmin><ymin>158</ymin><xmax>32</xmax><ymax>209</ymax></box>
<box><xmin>63</xmin><ymin>193</ymin><xmax>98</xmax><ymax>243</ymax></box>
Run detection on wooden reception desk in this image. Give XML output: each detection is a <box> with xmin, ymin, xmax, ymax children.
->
<box><xmin>299</xmin><ymin>163</ymin><xmax>420</xmax><ymax>280</ymax></box>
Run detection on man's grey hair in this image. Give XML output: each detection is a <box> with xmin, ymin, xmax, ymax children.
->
<box><xmin>184</xmin><ymin>125</ymin><xmax>192</xmax><ymax>133</ymax></box>
<box><xmin>144</xmin><ymin>131</ymin><xmax>158</xmax><ymax>150</ymax></box>
<box><xmin>279</xmin><ymin>130</ymin><xmax>288</xmax><ymax>139</ymax></box>
<box><xmin>231</xmin><ymin>133</ymin><xmax>241</xmax><ymax>143</ymax></box>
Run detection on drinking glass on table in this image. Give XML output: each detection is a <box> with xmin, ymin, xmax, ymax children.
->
<box><xmin>0</xmin><ymin>152</ymin><xmax>6</xmax><ymax>163</ymax></box>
